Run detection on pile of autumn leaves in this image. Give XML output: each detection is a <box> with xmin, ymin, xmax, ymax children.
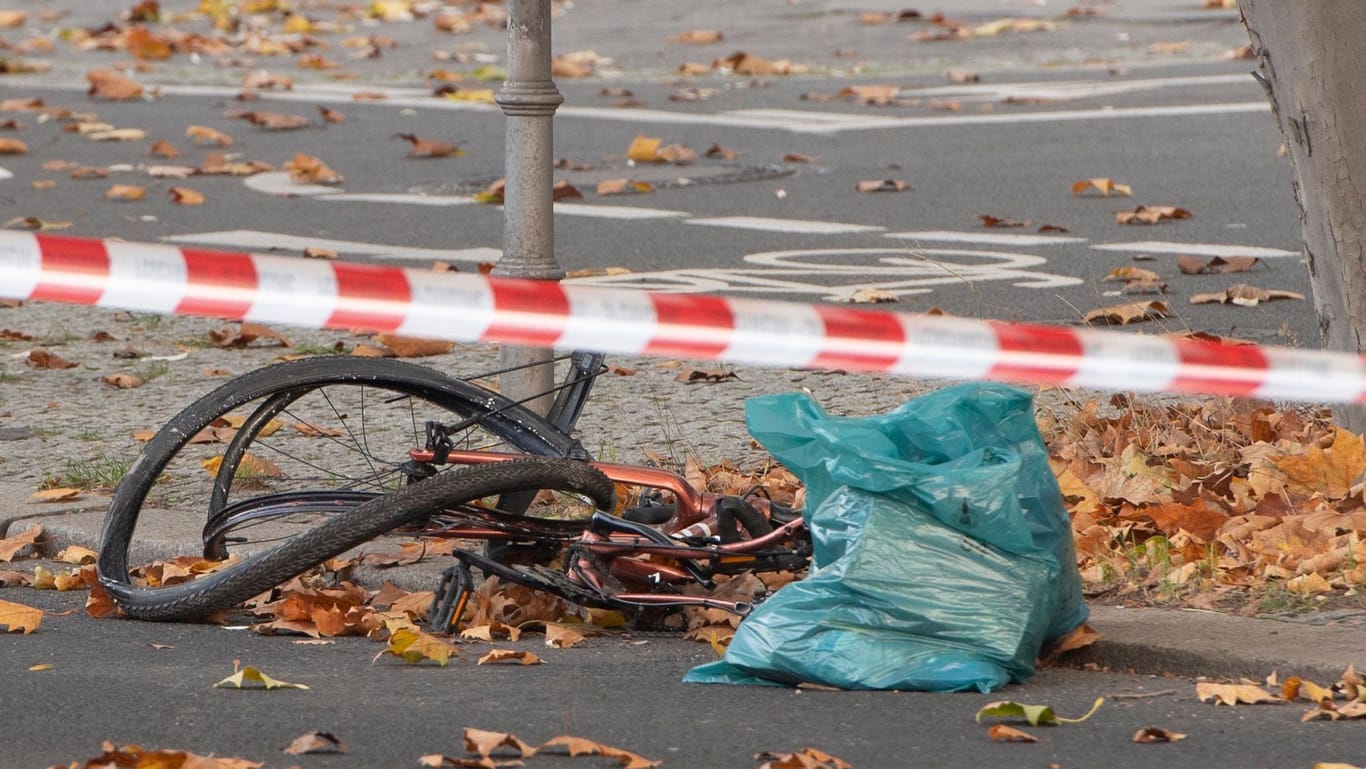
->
<box><xmin>1043</xmin><ymin>394</ymin><xmax>1366</xmax><ymax>608</ymax></box>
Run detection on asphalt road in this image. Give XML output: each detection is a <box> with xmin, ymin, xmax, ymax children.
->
<box><xmin>0</xmin><ymin>1</ymin><xmax>1312</xmax><ymax>347</ymax></box>
<box><xmin>5</xmin><ymin>586</ymin><xmax>1365</xmax><ymax>769</ymax></box>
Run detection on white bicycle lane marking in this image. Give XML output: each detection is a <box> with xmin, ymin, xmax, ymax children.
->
<box><xmin>12</xmin><ymin>72</ymin><xmax>1268</xmax><ymax>135</ymax></box>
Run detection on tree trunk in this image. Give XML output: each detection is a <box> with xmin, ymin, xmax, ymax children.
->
<box><xmin>1240</xmin><ymin>1</ymin><xmax>1366</xmax><ymax>434</ymax></box>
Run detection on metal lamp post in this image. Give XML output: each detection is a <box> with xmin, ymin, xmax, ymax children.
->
<box><xmin>493</xmin><ymin>0</ymin><xmax>563</xmax><ymax>415</ymax></box>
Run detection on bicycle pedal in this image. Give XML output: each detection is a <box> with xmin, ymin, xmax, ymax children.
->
<box><xmin>428</xmin><ymin>564</ymin><xmax>473</xmax><ymax>634</ymax></box>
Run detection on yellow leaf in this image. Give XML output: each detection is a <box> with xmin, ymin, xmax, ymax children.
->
<box><xmin>0</xmin><ymin>526</ymin><xmax>41</xmax><ymax>561</ymax></box>
<box><xmin>29</xmin><ymin>662</ymin><xmax>53</xmax><ymax>671</ymax></box>
<box><xmin>477</xmin><ymin>649</ymin><xmax>543</xmax><ymax>665</ymax></box>
<box><xmin>375</xmin><ymin>627</ymin><xmax>456</xmax><ymax>665</ymax></box>
<box><xmin>1272</xmin><ymin>428</ymin><xmax>1366</xmax><ymax>499</ymax></box>
<box><xmin>213</xmin><ymin>663</ymin><xmax>310</xmax><ymax>689</ymax></box>
<box><xmin>627</xmin><ymin>134</ymin><xmax>663</xmax><ymax>163</ymax></box>
<box><xmin>0</xmin><ymin>599</ymin><xmax>43</xmax><ymax>633</ymax></box>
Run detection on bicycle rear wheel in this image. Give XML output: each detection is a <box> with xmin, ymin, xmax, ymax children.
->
<box><xmin>97</xmin><ymin>356</ymin><xmax>582</xmax><ymax>581</ymax></box>
<box><xmin>99</xmin><ymin>458</ymin><xmax>616</xmax><ymax>621</ymax></box>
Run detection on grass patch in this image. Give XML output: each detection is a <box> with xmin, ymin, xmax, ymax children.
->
<box><xmin>42</xmin><ymin>452</ymin><xmax>134</xmax><ymax>491</ymax></box>
<box><xmin>134</xmin><ymin>361</ymin><xmax>172</xmax><ymax>383</ymax></box>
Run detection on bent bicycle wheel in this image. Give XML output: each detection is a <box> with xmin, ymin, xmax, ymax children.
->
<box><xmin>99</xmin><ymin>457</ymin><xmax>616</xmax><ymax>621</ymax></box>
<box><xmin>97</xmin><ymin>356</ymin><xmax>583</xmax><ymax>591</ymax></box>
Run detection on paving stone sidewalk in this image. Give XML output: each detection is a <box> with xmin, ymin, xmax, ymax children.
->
<box><xmin>1</xmin><ymin>302</ymin><xmax>1361</xmax><ymax>686</ymax></box>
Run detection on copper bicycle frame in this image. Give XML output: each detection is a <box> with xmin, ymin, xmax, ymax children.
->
<box><xmin>408</xmin><ymin>446</ymin><xmax>807</xmax><ymax>611</ymax></box>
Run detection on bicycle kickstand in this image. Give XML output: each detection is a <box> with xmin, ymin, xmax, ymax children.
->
<box><xmin>428</xmin><ymin>562</ymin><xmax>475</xmax><ymax>634</ymax></box>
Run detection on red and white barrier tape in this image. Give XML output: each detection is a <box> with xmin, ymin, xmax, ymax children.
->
<box><xmin>1</xmin><ymin>231</ymin><xmax>1361</xmax><ymax>403</ymax></box>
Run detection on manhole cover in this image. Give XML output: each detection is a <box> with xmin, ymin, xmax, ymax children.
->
<box><xmin>412</xmin><ymin>160</ymin><xmax>796</xmax><ymax>196</ymax></box>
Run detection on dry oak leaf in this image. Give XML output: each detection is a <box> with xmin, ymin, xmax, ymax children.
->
<box><xmin>54</xmin><ymin>545</ymin><xmax>98</xmax><ymax>565</ymax></box>
<box><xmin>980</xmin><ymin>214</ymin><xmax>1030</xmax><ymax>228</ymax></box>
<box><xmin>283</xmin><ymin>730</ymin><xmax>346</xmax><ymax>755</ymax></box>
<box><xmin>1037</xmin><ymin>623</ymin><xmax>1101</xmax><ymax>667</ymax></box>
<box><xmin>1116</xmin><ymin>205</ymin><xmax>1192</xmax><ymax>224</ymax></box>
<box><xmin>477</xmin><ymin>649</ymin><xmax>543</xmax><ymax>666</ymax></box>
<box><xmin>396</xmin><ymin>133</ymin><xmax>465</xmax><ymax>158</ymax></box>
<box><xmin>1188</xmin><ymin>284</ymin><xmax>1304</xmax><ymax>307</ymax></box>
<box><xmin>0</xmin><ymin>526</ymin><xmax>41</xmax><ymax>562</ymax></box>
<box><xmin>26</xmin><ymin>348</ymin><xmax>78</xmax><ymax>369</ymax></box>
<box><xmin>1196</xmin><ymin>682</ymin><xmax>1283</xmax><ymax>705</ymax></box>
<box><xmin>376</xmin><ymin>334</ymin><xmax>455</xmax><ymax>358</ymax></box>
<box><xmin>105</xmin><ymin>184</ymin><xmax>146</xmax><ymax>201</ymax></box>
<box><xmin>285</xmin><ymin>153</ymin><xmax>343</xmax><ymax>185</ymax></box>
<box><xmin>87</xmin><ymin>69</ymin><xmax>144</xmax><ymax>101</ymax></box>
<box><xmin>541</xmin><ymin>735</ymin><xmax>661</xmax><ymax>769</ymax></box>
<box><xmin>149</xmin><ymin>138</ymin><xmax>180</xmax><ymax>157</ymax></box>
<box><xmin>0</xmin><ymin>599</ymin><xmax>43</xmax><ymax>633</ymax></box>
<box><xmin>1132</xmin><ymin>726</ymin><xmax>1187</xmax><ymax>743</ymax></box>
<box><xmin>1083</xmin><ymin>300</ymin><xmax>1168</xmax><ymax>325</ymax></box>
<box><xmin>1072</xmin><ymin>177</ymin><xmax>1132</xmax><ymax>197</ymax></box>
<box><xmin>461</xmin><ymin>620</ymin><xmax>523</xmax><ymax>642</ymax></box>
<box><xmin>856</xmin><ymin>179</ymin><xmax>908</xmax><ymax>193</ymax></box>
<box><xmin>29</xmin><ymin>487</ymin><xmax>81</xmax><ymax>503</ymax></box>
<box><xmin>0</xmin><ymin>137</ymin><xmax>26</xmax><ymax>154</ymax></box>
<box><xmin>170</xmin><ymin>187</ymin><xmax>206</xmax><ymax>206</ymax></box>
<box><xmin>553</xmin><ymin>179</ymin><xmax>584</xmax><ymax>201</ymax></box>
<box><xmin>209</xmin><ymin>322</ymin><xmax>292</xmax><ymax>348</ymax></box>
<box><xmin>1271</xmin><ymin>427</ymin><xmax>1366</xmax><ymax>500</ymax></box>
<box><xmin>987</xmin><ymin>724</ymin><xmax>1039</xmax><ymax>743</ymax></box>
<box><xmin>102</xmin><ymin>372</ymin><xmax>144</xmax><ymax>388</ymax></box>
<box><xmin>1177</xmin><ymin>255</ymin><xmax>1262</xmax><ymax>274</ymax></box>
<box><xmin>186</xmin><ymin>124</ymin><xmax>233</xmax><ymax>146</ymax></box>
<box><xmin>671</xmin><ymin>29</ymin><xmax>724</xmax><ymax>44</ymax></box>
<box><xmin>465</xmin><ymin>728</ymin><xmax>538</xmax><ymax>759</ymax></box>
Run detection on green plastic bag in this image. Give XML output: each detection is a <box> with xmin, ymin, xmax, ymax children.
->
<box><xmin>683</xmin><ymin>383</ymin><xmax>1087</xmax><ymax>692</ymax></box>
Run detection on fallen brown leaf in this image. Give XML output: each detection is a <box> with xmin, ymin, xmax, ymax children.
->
<box><xmin>1188</xmin><ymin>284</ymin><xmax>1304</xmax><ymax>307</ymax></box>
<box><xmin>1116</xmin><ymin>205</ymin><xmax>1192</xmax><ymax>225</ymax></box>
<box><xmin>26</xmin><ymin>349</ymin><xmax>77</xmax><ymax>369</ymax></box>
<box><xmin>105</xmin><ymin>184</ymin><xmax>147</xmax><ymax>201</ymax></box>
<box><xmin>283</xmin><ymin>731</ymin><xmax>346</xmax><ymax>755</ymax></box>
<box><xmin>855</xmin><ymin>179</ymin><xmax>909</xmax><ymax>193</ymax></box>
<box><xmin>1083</xmin><ymin>300</ymin><xmax>1169</xmax><ymax>325</ymax></box>
<box><xmin>87</xmin><ymin>69</ymin><xmax>144</xmax><ymax>101</ymax></box>
<box><xmin>1132</xmin><ymin>726</ymin><xmax>1186</xmax><ymax>743</ymax></box>
<box><xmin>670</xmin><ymin>29</ymin><xmax>724</xmax><ymax>44</ymax></box>
<box><xmin>169</xmin><ymin>187</ymin><xmax>206</xmax><ymax>206</ymax></box>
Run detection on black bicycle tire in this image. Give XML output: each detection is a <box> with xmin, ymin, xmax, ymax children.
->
<box><xmin>97</xmin><ymin>356</ymin><xmax>582</xmax><ymax>581</ymax></box>
<box><xmin>100</xmin><ymin>458</ymin><xmax>616</xmax><ymax>621</ymax></box>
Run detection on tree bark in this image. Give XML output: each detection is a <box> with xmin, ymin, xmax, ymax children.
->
<box><xmin>1240</xmin><ymin>1</ymin><xmax>1366</xmax><ymax>434</ymax></box>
